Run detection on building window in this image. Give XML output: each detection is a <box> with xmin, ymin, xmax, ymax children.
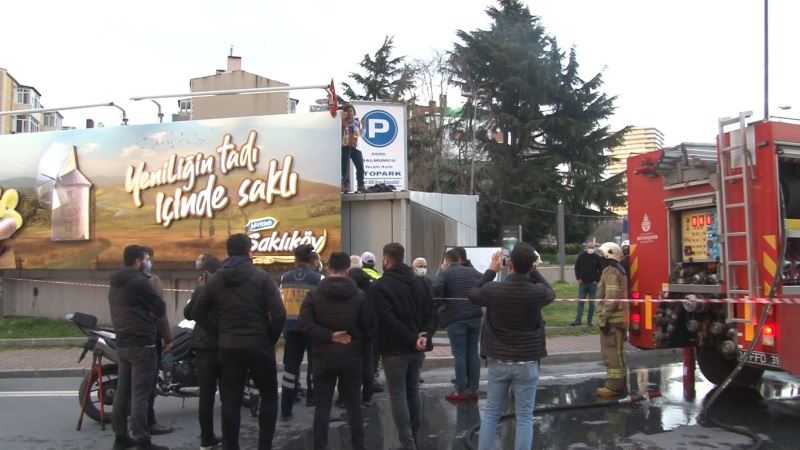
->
<box><xmin>14</xmin><ymin>88</ymin><xmax>40</xmax><ymax>107</ymax></box>
<box><xmin>13</xmin><ymin>115</ymin><xmax>39</xmax><ymax>133</ymax></box>
<box><xmin>178</xmin><ymin>99</ymin><xmax>192</xmax><ymax>115</ymax></box>
<box><xmin>43</xmin><ymin>113</ymin><xmax>61</xmax><ymax>128</ymax></box>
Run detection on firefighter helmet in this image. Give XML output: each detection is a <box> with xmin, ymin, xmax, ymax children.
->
<box><xmin>599</xmin><ymin>242</ymin><xmax>623</xmax><ymax>262</ymax></box>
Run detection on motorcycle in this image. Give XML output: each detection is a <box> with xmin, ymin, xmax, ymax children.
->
<box><xmin>68</xmin><ymin>311</ymin><xmax>259</xmax><ymax>423</ymax></box>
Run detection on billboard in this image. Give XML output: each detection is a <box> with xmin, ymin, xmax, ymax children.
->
<box><xmin>0</xmin><ymin>113</ymin><xmax>341</xmax><ymax>270</ymax></box>
<box><xmin>350</xmin><ymin>101</ymin><xmax>407</xmax><ymax>191</ymax></box>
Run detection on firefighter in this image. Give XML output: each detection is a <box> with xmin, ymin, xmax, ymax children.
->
<box><xmin>596</xmin><ymin>241</ymin><xmax>629</xmax><ymax>397</ymax></box>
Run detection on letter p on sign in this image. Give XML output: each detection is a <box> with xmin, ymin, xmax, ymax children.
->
<box><xmin>362</xmin><ymin>110</ymin><xmax>398</xmax><ymax>148</ymax></box>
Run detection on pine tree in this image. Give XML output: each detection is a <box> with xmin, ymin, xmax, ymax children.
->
<box><xmin>342</xmin><ymin>36</ymin><xmax>415</xmax><ymax>101</ymax></box>
<box><xmin>450</xmin><ymin>0</ymin><xmax>626</xmax><ymax>245</ymax></box>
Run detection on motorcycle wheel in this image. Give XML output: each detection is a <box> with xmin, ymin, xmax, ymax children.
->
<box><xmin>77</xmin><ymin>364</ymin><xmax>118</xmax><ymax>423</ymax></box>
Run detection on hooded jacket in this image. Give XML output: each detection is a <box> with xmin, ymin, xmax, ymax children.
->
<box><xmin>298</xmin><ymin>276</ymin><xmax>375</xmax><ymax>358</ymax></box>
<box><xmin>108</xmin><ymin>267</ymin><xmax>166</xmax><ymax>348</ymax></box>
<box><xmin>193</xmin><ymin>255</ymin><xmax>286</xmax><ymax>349</ymax></box>
<box><xmin>369</xmin><ymin>263</ymin><xmax>439</xmax><ymax>356</ymax></box>
<box><xmin>469</xmin><ymin>270</ymin><xmax>555</xmax><ymax>362</ymax></box>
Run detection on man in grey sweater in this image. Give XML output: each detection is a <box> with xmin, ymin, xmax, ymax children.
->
<box><xmin>433</xmin><ymin>248</ymin><xmax>496</xmax><ymax>401</ymax></box>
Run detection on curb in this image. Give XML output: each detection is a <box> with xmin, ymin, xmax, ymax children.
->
<box><xmin>0</xmin><ymin>348</ymin><xmax>681</xmax><ymax>379</ymax></box>
<box><xmin>0</xmin><ymin>338</ymin><xmax>85</xmax><ymax>347</ymax></box>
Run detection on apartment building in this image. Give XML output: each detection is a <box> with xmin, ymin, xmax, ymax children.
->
<box><xmin>609</xmin><ymin>126</ymin><xmax>664</xmax><ymax>215</ymax></box>
<box><xmin>0</xmin><ymin>68</ymin><xmax>62</xmax><ymax>134</ymax></box>
<box><xmin>173</xmin><ymin>54</ymin><xmax>297</xmax><ymax>121</ymax></box>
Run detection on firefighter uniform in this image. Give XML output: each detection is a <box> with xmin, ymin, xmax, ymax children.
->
<box><xmin>596</xmin><ymin>250</ymin><xmax>629</xmax><ymax>397</ymax></box>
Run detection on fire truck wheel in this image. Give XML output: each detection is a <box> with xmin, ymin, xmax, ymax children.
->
<box><xmin>695</xmin><ymin>346</ymin><xmax>764</xmax><ymax>387</ymax></box>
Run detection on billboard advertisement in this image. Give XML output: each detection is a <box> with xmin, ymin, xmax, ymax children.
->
<box><xmin>0</xmin><ymin>113</ymin><xmax>341</xmax><ymax>269</ymax></box>
<box><xmin>350</xmin><ymin>101</ymin><xmax>407</xmax><ymax>191</ymax></box>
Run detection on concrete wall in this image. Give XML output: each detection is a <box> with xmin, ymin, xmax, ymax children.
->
<box><xmin>341</xmin><ymin>191</ymin><xmax>478</xmax><ymax>268</ymax></box>
<box><xmin>1</xmin><ymin>270</ymin><xmax>202</xmax><ymax>326</ymax></box>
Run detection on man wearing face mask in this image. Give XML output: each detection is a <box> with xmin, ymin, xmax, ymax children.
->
<box><xmin>412</xmin><ymin>258</ymin><xmax>428</xmax><ymax>277</ymax></box>
<box><xmin>142</xmin><ymin>247</ymin><xmax>173</xmax><ymax>436</ymax></box>
<box><xmin>572</xmin><ymin>241</ymin><xmax>603</xmax><ymax>326</ymax></box>
<box><xmin>108</xmin><ymin>245</ymin><xmax>169</xmax><ymax>450</ymax></box>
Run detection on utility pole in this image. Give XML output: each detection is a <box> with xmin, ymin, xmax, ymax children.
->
<box><xmin>557</xmin><ymin>202</ymin><xmax>565</xmax><ymax>282</ymax></box>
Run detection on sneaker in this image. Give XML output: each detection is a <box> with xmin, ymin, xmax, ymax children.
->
<box><xmin>200</xmin><ymin>435</ymin><xmax>221</xmax><ymax>450</ymax></box>
<box><xmin>147</xmin><ymin>423</ymin><xmax>174</xmax><ymax>435</ymax></box>
<box><xmin>113</xmin><ymin>436</ymin><xmax>136</xmax><ymax>450</ymax></box>
<box><xmin>570</xmin><ymin>320</ymin><xmax>581</xmax><ymax>326</ymax></box>
<box><xmin>445</xmin><ymin>391</ymin><xmax>471</xmax><ymax>401</ymax></box>
<box><xmin>595</xmin><ymin>386</ymin><xmax>622</xmax><ymax>398</ymax></box>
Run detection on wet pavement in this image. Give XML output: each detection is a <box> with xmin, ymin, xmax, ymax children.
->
<box><xmin>0</xmin><ymin>358</ymin><xmax>798</xmax><ymax>449</ymax></box>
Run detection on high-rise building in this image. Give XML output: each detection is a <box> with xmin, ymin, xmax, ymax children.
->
<box><xmin>609</xmin><ymin>126</ymin><xmax>664</xmax><ymax>215</ymax></box>
<box><xmin>0</xmin><ymin>68</ymin><xmax>62</xmax><ymax>134</ymax></box>
<box><xmin>173</xmin><ymin>54</ymin><xmax>298</xmax><ymax>121</ymax></box>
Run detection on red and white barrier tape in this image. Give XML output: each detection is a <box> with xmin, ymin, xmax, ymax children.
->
<box><xmin>4</xmin><ymin>277</ymin><xmax>800</xmax><ymax>304</ymax></box>
<box><xmin>434</xmin><ymin>296</ymin><xmax>800</xmax><ymax>305</ymax></box>
<box><xmin>2</xmin><ymin>277</ymin><xmax>194</xmax><ymax>293</ymax></box>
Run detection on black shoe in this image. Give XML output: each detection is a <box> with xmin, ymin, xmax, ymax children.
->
<box><xmin>135</xmin><ymin>441</ymin><xmax>169</xmax><ymax>450</ymax></box>
<box><xmin>570</xmin><ymin>320</ymin><xmax>581</xmax><ymax>326</ymax></box>
<box><xmin>113</xmin><ymin>436</ymin><xmax>136</xmax><ymax>450</ymax></box>
<box><xmin>200</xmin><ymin>435</ymin><xmax>222</xmax><ymax>450</ymax></box>
<box><xmin>373</xmin><ymin>383</ymin><xmax>384</xmax><ymax>393</ymax></box>
<box><xmin>147</xmin><ymin>423</ymin><xmax>173</xmax><ymax>435</ymax></box>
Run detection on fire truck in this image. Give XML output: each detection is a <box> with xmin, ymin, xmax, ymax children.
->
<box><xmin>626</xmin><ymin>112</ymin><xmax>800</xmax><ymax>386</ymax></box>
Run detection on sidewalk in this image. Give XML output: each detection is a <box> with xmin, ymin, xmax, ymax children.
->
<box><xmin>0</xmin><ymin>333</ymin><xmax>676</xmax><ymax>378</ymax></box>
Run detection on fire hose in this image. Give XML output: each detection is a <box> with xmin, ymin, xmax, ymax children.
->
<box><xmin>697</xmin><ymin>190</ymin><xmax>788</xmax><ymax>450</ymax></box>
<box><xmin>463</xmin><ymin>391</ymin><xmax>662</xmax><ymax>449</ymax></box>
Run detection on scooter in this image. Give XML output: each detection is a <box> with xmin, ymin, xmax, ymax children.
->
<box><xmin>68</xmin><ymin>311</ymin><xmax>258</xmax><ymax>423</ymax></box>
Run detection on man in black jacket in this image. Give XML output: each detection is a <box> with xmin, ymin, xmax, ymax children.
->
<box><xmin>468</xmin><ymin>243</ymin><xmax>555</xmax><ymax>450</ymax></box>
<box><xmin>183</xmin><ymin>255</ymin><xmax>222</xmax><ymax>449</ymax></box>
<box><xmin>108</xmin><ymin>244</ymin><xmax>168</xmax><ymax>450</ymax></box>
<box><xmin>433</xmin><ymin>248</ymin><xmax>496</xmax><ymax>401</ymax></box>
<box><xmin>193</xmin><ymin>234</ymin><xmax>286</xmax><ymax>450</ymax></box>
<box><xmin>572</xmin><ymin>241</ymin><xmax>603</xmax><ymax>326</ymax></box>
<box><xmin>370</xmin><ymin>242</ymin><xmax>438</xmax><ymax>450</ymax></box>
<box><xmin>298</xmin><ymin>251</ymin><xmax>374</xmax><ymax>450</ymax></box>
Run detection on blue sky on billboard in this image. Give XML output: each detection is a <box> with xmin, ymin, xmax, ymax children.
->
<box><xmin>0</xmin><ymin>0</ymin><xmax>798</xmax><ymax>146</ymax></box>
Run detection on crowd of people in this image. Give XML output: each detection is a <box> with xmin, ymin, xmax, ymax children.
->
<box><xmin>107</xmin><ymin>237</ymin><xmax>628</xmax><ymax>450</ymax></box>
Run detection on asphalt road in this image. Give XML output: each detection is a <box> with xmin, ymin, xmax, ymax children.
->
<box><xmin>0</xmin><ymin>356</ymin><xmax>797</xmax><ymax>449</ymax></box>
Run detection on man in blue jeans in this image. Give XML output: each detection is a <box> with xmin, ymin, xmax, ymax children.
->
<box><xmin>468</xmin><ymin>243</ymin><xmax>554</xmax><ymax>450</ymax></box>
<box><xmin>370</xmin><ymin>242</ymin><xmax>439</xmax><ymax>450</ymax></box>
<box><xmin>433</xmin><ymin>248</ymin><xmax>495</xmax><ymax>401</ymax></box>
<box><xmin>572</xmin><ymin>241</ymin><xmax>602</xmax><ymax>326</ymax></box>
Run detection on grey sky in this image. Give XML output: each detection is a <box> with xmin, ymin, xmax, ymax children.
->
<box><xmin>1</xmin><ymin>0</ymin><xmax>796</xmax><ymax>146</ymax></box>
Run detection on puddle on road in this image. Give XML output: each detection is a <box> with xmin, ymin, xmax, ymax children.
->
<box><xmin>274</xmin><ymin>363</ymin><xmax>800</xmax><ymax>449</ymax></box>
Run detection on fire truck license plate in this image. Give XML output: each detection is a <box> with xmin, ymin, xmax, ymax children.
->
<box><xmin>737</xmin><ymin>350</ymin><xmax>781</xmax><ymax>368</ymax></box>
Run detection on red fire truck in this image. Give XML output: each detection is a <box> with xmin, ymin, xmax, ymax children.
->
<box><xmin>626</xmin><ymin>112</ymin><xmax>800</xmax><ymax>385</ymax></box>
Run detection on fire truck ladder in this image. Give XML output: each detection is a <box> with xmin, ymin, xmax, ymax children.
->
<box><xmin>718</xmin><ymin>111</ymin><xmax>756</xmax><ymax>300</ymax></box>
